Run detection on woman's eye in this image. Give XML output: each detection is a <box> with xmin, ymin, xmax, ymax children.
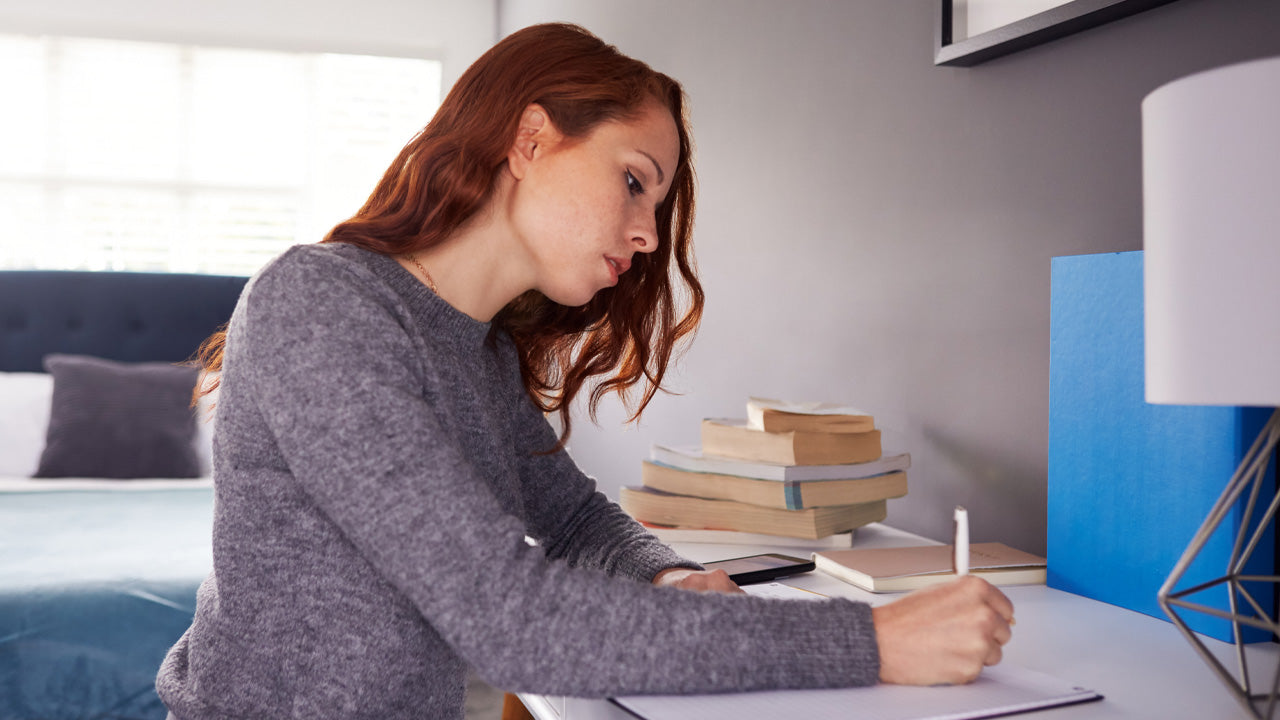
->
<box><xmin>625</xmin><ymin>170</ymin><xmax>645</xmax><ymax>197</ymax></box>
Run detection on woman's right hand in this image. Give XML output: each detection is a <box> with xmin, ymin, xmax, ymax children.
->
<box><xmin>871</xmin><ymin>575</ymin><xmax>1015</xmax><ymax>685</ymax></box>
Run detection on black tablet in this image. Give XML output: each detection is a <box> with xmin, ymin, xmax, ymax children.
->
<box><xmin>702</xmin><ymin>553</ymin><xmax>816</xmax><ymax>586</ymax></box>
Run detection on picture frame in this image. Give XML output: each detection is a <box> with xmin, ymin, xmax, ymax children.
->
<box><xmin>935</xmin><ymin>0</ymin><xmax>1181</xmax><ymax>67</ymax></box>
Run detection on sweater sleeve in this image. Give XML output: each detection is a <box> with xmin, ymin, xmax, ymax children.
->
<box><xmin>508</xmin><ymin>393</ymin><xmax>703</xmax><ymax>583</ymax></box>
<box><xmin>237</xmin><ymin>249</ymin><xmax>880</xmax><ymax>697</ymax></box>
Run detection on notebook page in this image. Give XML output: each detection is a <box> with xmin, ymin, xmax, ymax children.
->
<box><xmin>612</xmin><ymin>663</ymin><xmax>1101</xmax><ymax>720</ymax></box>
<box><xmin>741</xmin><ymin>582</ymin><xmax>825</xmax><ymax>600</ymax></box>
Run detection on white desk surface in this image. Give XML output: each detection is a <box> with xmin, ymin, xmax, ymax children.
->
<box><xmin>519</xmin><ymin>524</ymin><xmax>1276</xmax><ymax>720</ymax></box>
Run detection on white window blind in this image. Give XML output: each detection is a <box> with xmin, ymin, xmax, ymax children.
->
<box><xmin>0</xmin><ymin>34</ymin><xmax>442</xmax><ymax>276</ymax></box>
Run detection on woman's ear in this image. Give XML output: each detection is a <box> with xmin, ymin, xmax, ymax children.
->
<box><xmin>508</xmin><ymin>104</ymin><xmax>560</xmax><ymax>180</ymax></box>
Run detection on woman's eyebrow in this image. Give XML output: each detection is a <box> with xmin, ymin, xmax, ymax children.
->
<box><xmin>638</xmin><ymin>150</ymin><xmax>665</xmax><ymax>185</ymax></box>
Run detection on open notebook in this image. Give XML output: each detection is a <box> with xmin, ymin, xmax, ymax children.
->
<box><xmin>610</xmin><ymin>584</ymin><xmax>1102</xmax><ymax>720</ymax></box>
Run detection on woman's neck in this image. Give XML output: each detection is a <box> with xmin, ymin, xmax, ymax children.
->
<box><xmin>394</xmin><ymin>172</ymin><xmax>532</xmax><ymax>322</ymax></box>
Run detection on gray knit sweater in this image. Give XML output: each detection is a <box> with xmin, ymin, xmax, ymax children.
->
<box><xmin>156</xmin><ymin>243</ymin><xmax>878</xmax><ymax>718</ymax></box>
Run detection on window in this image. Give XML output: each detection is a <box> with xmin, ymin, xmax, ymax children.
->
<box><xmin>0</xmin><ymin>35</ymin><xmax>442</xmax><ymax>276</ymax></box>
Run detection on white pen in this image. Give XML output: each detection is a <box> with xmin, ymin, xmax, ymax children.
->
<box><xmin>953</xmin><ymin>506</ymin><xmax>969</xmax><ymax>577</ymax></box>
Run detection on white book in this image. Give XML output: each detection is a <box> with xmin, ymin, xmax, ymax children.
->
<box><xmin>641</xmin><ymin>524</ymin><xmax>857</xmax><ymax>549</ymax></box>
<box><xmin>746</xmin><ymin>397</ymin><xmax>873</xmax><ymax>431</ymax></box>
<box><xmin>650</xmin><ymin>443</ymin><xmax>910</xmax><ymax>482</ymax></box>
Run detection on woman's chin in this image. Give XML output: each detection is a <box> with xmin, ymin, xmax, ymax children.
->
<box><xmin>543</xmin><ymin>284</ymin><xmax>607</xmax><ymax>308</ymax></box>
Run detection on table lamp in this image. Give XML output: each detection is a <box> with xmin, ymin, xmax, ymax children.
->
<box><xmin>1144</xmin><ymin>55</ymin><xmax>1280</xmax><ymax>719</ymax></box>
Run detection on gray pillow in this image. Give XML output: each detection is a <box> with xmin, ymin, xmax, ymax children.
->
<box><xmin>35</xmin><ymin>354</ymin><xmax>201</xmax><ymax>479</ymax></box>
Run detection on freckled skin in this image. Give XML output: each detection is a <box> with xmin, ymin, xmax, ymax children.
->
<box><xmin>508</xmin><ymin>101</ymin><xmax>680</xmax><ymax>307</ymax></box>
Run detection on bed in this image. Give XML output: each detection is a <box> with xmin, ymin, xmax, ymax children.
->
<box><xmin>0</xmin><ymin>270</ymin><xmax>247</xmax><ymax>720</ymax></box>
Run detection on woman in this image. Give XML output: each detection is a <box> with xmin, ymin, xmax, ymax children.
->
<box><xmin>157</xmin><ymin>22</ymin><xmax>1013</xmax><ymax>719</ymax></box>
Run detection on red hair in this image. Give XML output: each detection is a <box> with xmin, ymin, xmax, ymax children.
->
<box><xmin>196</xmin><ymin>23</ymin><xmax>703</xmax><ymax>444</ymax></box>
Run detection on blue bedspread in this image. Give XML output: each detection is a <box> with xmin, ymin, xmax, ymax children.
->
<box><xmin>0</xmin><ymin>487</ymin><xmax>213</xmax><ymax>720</ymax></box>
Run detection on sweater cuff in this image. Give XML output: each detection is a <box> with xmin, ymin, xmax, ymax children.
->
<box><xmin>839</xmin><ymin>600</ymin><xmax>881</xmax><ymax>686</ymax></box>
<box><xmin>620</xmin><ymin>541</ymin><xmax>704</xmax><ymax>583</ymax></box>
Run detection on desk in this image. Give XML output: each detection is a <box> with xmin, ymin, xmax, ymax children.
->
<box><xmin>518</xmin><ymin>524</ymin><xmax>1278</xmax><ymax>720</ymax></box>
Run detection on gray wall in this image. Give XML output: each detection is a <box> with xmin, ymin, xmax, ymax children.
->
<box><xmin>500</xmin><ymin>0</ymin><xmax>1280</xmax><ymax>553</ymax></box>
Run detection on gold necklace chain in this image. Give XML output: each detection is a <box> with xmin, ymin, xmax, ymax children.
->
<box><xmin>407</xmin><ymin>252</ymin><xmax>438</xmax><ymax>294</ymax></box>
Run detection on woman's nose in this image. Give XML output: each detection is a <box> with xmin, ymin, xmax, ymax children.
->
<box><xmin>630</xmin><ymin>212</ymin><xmax>659</xmax><ymax>254</ymax></box>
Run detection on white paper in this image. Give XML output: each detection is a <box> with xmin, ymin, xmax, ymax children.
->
<box><xmin>612</xmin><ymin>664</ymin><xmax>1100</xmax><ymax>720</ymax></box>
<box><xmin>741</xmin><ymin>582</ymin><xmax>825</xmax><ymax>601</ymax></box>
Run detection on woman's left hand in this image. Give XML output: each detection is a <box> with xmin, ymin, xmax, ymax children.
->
<box><xmin>652</xmin><ymin>567</ymin><xmax>745</xmax><ymax>594</ymax></box>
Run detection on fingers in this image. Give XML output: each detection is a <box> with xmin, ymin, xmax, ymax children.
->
<box><xmin>970</xmin><ymin>581</ymin><xmax>1012</xmax><ymax>672</ymax></box>
<box><xmin>653</xmin><ymin>567</ymin><xmax>744</xmax><ymax>594</ymax></box>
<box><xmin>691</xmin><ymin>568</ymin><xmax>744</xmax><ymax>594</ymax></box>
<box><xmin>992</xmin><ymin>618</ymin><xmax>1013</xmax><ymax>647</ymax></box>
<box><xmin>984</xmin><ymin>643</ymin><xmax>1004</xmax><ymax>667</ymax></box>
<box><xmin>956</xmin><ymin>576</ymin><xmax>1016</xmax><ymax>640</ymax></box>
<box><xmin>954</xmin><ymin>663</ymin><xmax>985</xmax><ymax>685</ymax></box>
<box><xmin>984</xmin><ymin>583</ymin><xmax>1016</xmax><ymax>625</ymax></box>
<box><xmin>966</xmin><ymin>578</ymin><xmax>1014</xmax><ymax>655</ymax></box>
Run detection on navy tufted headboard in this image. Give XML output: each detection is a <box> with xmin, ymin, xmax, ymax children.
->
<box><xmin>0</xmin><ymin>271</ymin><xmax>248</xmax><ymax>373</ymax></box>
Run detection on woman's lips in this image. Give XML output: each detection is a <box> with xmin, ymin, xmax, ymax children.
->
<box><xmin>605</xmin><ymin>255</ymin><xmax>630</xmax><ymax>283</ymax></box>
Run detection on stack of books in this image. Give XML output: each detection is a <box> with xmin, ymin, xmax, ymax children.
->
<box><xmin>620</xmin><ymin>398</ymin><xmax>910</xmax><ymax>548</ymax></box>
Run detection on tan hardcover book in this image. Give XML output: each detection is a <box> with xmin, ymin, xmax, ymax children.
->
<box><xmin>701</xmin><ymin>418</ymin><xmax>882</xmax><ymax>466</ymax></box>
<box><xmin>620</xmin><ymin>486</ymin><xmax>887</xmax><ymax>540</ymax></box>
<box><xmin>640</xmin><ymin>461</ymin><xmax>907</xmax><ymax>510</ymax></box>
<box><xmin>746</xmin><ymin>397</ymin><xmax>875</xmax><ymax>434</ymax></box>
<box><xmin>638</xmin><ymin>522</ymin><xmax>858</xmax><ymax>549</ymax></box>
<box><xmin>812</xmin><ymin>542</ymin><xmax>1047</xmax><ymax>593</ymax></box>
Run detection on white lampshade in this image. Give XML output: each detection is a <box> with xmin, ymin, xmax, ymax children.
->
<box><xmin>1144</xmin><ymin>56</ymin><xmax>1280</xmax><ymax>407</ymax></box>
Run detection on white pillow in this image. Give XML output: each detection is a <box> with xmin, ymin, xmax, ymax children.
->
<box><xmin>194</xmin><ymin>372</ymin><xmax>219</xmax><ymax>476</ymax></box>
<box><xmin>0</xmin><ymin>372</ymin><xmax>54</xmax><ymax>477</ymax></box>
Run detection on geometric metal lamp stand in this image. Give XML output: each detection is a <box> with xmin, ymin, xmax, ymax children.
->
<box><xmin>1158</xmin><ymin>409</ymin><xmax>1280</xmax><ymax>719</ymax></box>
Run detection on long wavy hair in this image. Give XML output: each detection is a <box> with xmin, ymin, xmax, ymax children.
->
<box><xmin>194</xmin><ymin>23</ymin><xmax>704</xmax><ymax>445</ymax></box>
